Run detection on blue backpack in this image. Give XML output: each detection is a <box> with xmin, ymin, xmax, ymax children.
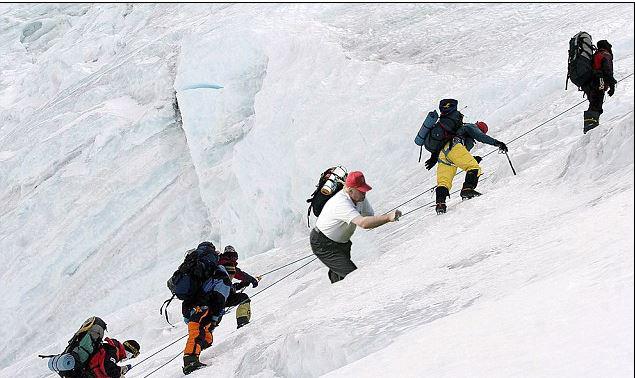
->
<box><xmin>414</xmin><ymin>110</ymin><xmax>439</xmax><ymax>147</ymax></box>
<box><xmin>161</xmin><ymin>245</ymin><xmax>220</xmax><ymax>325</ymax></box>
<box><xmin>414</xmin><ymin>109</ymin><xmax>463</xmax><ymax>159</ymax></box>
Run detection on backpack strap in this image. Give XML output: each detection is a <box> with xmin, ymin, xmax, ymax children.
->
<box><xmin>159</xmin><ymin>294</ymin><xmax>176</xmax><ymax>327</ymax></box>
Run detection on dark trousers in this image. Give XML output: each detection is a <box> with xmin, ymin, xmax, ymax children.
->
<box><xmin>584</xmin><ymin>85</ymin><xmax>605</xmax><ymax>114</ymax></box>
<box><xmin>310</xmin><ymin>228</ymin><xmax>356</xmax><ymax>283</ymax></box>
<box><xmin>225</xmin><ymin>291</ymin><xmax>249</xmax><ymax>307</ymax></box>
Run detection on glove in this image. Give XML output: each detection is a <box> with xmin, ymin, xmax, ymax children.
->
<box><xmin>608</xmin><ymin>84</ymin><xmax>615</xmax><ymax>97</ymax></box>
<box><xmin>495</xmin><ymin>141</ymin><xmax>508</xmax><ymax>153</ymax></box>
<box><xmin>474</xmin><ymin>156</ymin><xmax>482</xmax><ymax>163</ymax></box>
<box><xmin>249</xmin><ymin>275</ymin><xmax>259</xmax><ymax>288</ymax></box>
<box><xmin>121</xmin><ymin>364</ymin><xmax>132</xmax><ymax>375</ymax></box>
<box><xmin>392</xmin><ymin>209</ymin><xmax>402</xmax><ymax>221</ymax></box>
<box><xmin>424</xmin><ymin>153</ymin><xmax>438</xmax><ymax>170</ymax></box>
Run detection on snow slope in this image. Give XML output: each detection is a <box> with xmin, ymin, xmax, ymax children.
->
<box><xmin>0</xmin><ymin>3</ymin><xmax>633</xmax><ymax>377</ymax></box>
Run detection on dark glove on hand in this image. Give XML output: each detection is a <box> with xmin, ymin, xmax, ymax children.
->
<box><xmin>121</xmin><ymin>364</ymin><xmax>132</xmax><ymax>375</ymax></box>
<box><xmin>495</xmin><ymin>141</ymin><xmax>508</xmax><ymax>153</ymax></box>
<box><xmin>209</xmin><ymin>315</ymin><xmax>221</xmax><ymax>329</ymax></box>
<box><xmin>424</xmin><ymin>153</ymin><xmax>438</xmax><ymax>170</ymax></box>
<box><xmin>474</xmin><ymin>156</ymin><xmax>482</xmax><ymax>163</ymax></box>
<box><xmin>608</xmin><ymin>84</ymin><xmax>615</xmax><ymax>97</ymax></box>
<box><xmin>249</xmin><ymin>276</ymin><xmax>259</xmax><ymax>288</ymax></box>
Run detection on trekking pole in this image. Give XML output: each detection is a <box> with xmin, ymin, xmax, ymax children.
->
<box><xmin>503</xmin><ymin>151</ymin><xmax>517</xmax><ymax>175</ymax></box>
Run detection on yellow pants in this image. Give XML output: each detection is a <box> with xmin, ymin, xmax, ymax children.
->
<box><xmin>437</xmin><ymin>142</ymin><xmax>481</xmax><ymax>190</ymax></box>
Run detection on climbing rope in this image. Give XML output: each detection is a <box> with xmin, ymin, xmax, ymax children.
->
<box><xmin>132</xmin><ymin>334</ymin><xmax>188</xmax><ymax>370</ymax></box>
<box><xmin>399</xmin><ymin>176</ymin><xmax>490</xmax><ymax>217</ymax></box>
<box><xmin>258</xmin><ymin>254</ymin><xmax>315</xmax><ymax>277</ymax></box>
<box><xmin>141</xmin><ymin>350</ymin><xmax>183</xmax><ymax>378</ymax></box>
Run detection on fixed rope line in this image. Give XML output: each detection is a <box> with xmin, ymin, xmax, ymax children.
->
<box><xmin>384</xmin><ymin>186</ymin><xmax>434</xmax><ymax>214</ymax></box>
<box><xmin>141</xmin><ymin>350</ymin><xmax>183</xmax><ymax>378</ymax></box>
<box><xmin>400</xmin><ymin>176</ymin><xmax>490</xmax><ymax>217</ymax></box>
<box><xmin>251</xmin><ymin>257</ymin><xmax>318</xmax><ymax>298</ymax></box>
<box><xmin>386</xmin><ymin>72</ymin><xmax>634</xmax><ymax>214</ymax></box>
<box><xmin>259</xmin><ymin>254</ymin><xmax>314</xmax><ymax>276</ymax></box>
<box><xmin>132</xmin><ymin>334</ymin><xmax>188</xmax><ymax>369</ymax></box>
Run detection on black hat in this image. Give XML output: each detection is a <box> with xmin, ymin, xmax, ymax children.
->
<box><xmin>597</xmin><ymin>40</ymin><xmax>612</xmax><ymax>51</ymax></box>
<box><xmin>223</xmin><ymin>245</ymin><xmax>239</xmax><ymax>261</ymax></box>
<box><xmin>439</xmin><ymin>99</ymin><xmax>458</xmax><ymax>115</ymax></box>
<box><xmin>197</xmin><ymin>241</ymin><xmax>216</xmax><ymax>253</ymax></box>
<box><xmin>123</xmin><ymin>340</ymin><xmax>140</xmax><ymax>358</ymax></box>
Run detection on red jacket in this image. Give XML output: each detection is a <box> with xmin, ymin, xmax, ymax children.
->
<box><xmin>219</xmin><ymin>256</ymin><xmax>257</xmax><ymax>289</ymax></box>
<box><xmin>592</xmin><ymin>49</ymin><xmax>616</xmax><ymax>86</ymax></box>
<box><xmin>87</xmin><ymin>337</ymin><xmax>127</xmax><ymax>378</ymax></box>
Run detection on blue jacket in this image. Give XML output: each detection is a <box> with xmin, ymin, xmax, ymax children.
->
<box><xmin>455</xmin><ymin>123</ymin><xmax>498</xmax><ymax>151</ymax></box>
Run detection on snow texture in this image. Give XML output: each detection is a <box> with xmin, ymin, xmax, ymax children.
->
<box><xmin>0</xmin><ymin>3</ymin><xmax>633</xmax><ymax>377</ymax></box>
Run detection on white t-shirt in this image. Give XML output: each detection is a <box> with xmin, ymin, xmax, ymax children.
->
<box><xmin>316</xmin><ymin>190</ymin><xmax>374</xmax><ymax>243</ymax></box>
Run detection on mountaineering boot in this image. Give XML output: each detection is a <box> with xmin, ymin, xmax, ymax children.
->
<box><xmin>583</xmin><ymin>110</ymin><xmax>600</xmax><ymax>134</ymax></box>
<box><xmin>236</xmin><ymin>301</ymin><xmax>252</xmax><ymax>329</ymax></box>
<box><xmin>435</xmin><ymin>186</ymin><xmax>449</xmax><ymax>215</ymax></box>
<box><xmin>237</xmin><ymin>316</ymin><xmax>249</xmax><ymax>329</ymax></box>
<box><xmin>460</xmin><ymin>169</ymin><xmax>481</xmax><ymax>200</ymax></box>
<box><xmin>183</xmin><ymin>355</ymin><xmax>207</xmax><ymax>375</ymax></box>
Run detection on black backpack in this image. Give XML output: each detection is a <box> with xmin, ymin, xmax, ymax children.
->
<box><xmin>567</xmin><ymin>31</ymin><xmax>595</xmax><ymax>89</ymax></box>
<box><xmin>160</xmin><ymin>247</ymin><xmax>220</xmax><ymax>325</ymax></box>
<box><xmin>42</xmin><ymin>316</ymin><xmax>107</xmax><ymax>377</ymax></box>
<box><xmin>306</xmin><ymin>166</ymin><xmax>347</xmax><ymax>227</ymax></box>
<box><xmin>423</xmin><ymin>112</ymin><xmax>464</xmax><ymax>154</ymax></box>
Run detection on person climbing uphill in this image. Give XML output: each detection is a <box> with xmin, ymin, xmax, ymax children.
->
<box><xmin>219</xmin><ymin>245</ymin><xmax>260</xmax><ymax>329</ymax></box>
<box><xmin>423</xmin><ymin>99</ymin><xmax>508</xmax><ymax>214</ymax></box>
<box><xmin>310</xmin><ymin>171</ymin><xmax>401</xmax><ymax>283</ymax></box>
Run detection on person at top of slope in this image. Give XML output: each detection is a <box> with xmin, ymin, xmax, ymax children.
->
<box><xmin>423</xmin><ymin>99</ymin><xmax>508</xmax><ymax>214</ymax></box>
<box><xmin>582</xmin><ymin>39</ymin><xmax>617</xmax><ymax>134</ymax></box>
<box><xmin>310</xmin><ymin>171</ymin><xmax>402</xmax><ymax>284</ymax></box>
<box><xmin>218</xmin><ymin>245</ymin><xmax>260</xmax><ymax>329</ymax></box>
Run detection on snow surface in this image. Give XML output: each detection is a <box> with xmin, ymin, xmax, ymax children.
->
<box><xmin>0</xmin><ymin>3</ymin><xmax>633</xmax><ymax>377</ymax></box>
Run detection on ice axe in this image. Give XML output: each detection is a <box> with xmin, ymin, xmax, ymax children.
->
<box><xmin>503</xmin><ymin>151</ymin><xmax>517</xmax><ymax>175</ymax></box>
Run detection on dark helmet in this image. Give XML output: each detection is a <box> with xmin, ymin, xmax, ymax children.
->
<box><xmin>197</xmin><ymin>241</ymin><xmax>216</xmax><ymax>254</ymax></box>
<box><xmin>439</xmin><ymin>99</ymin><xmax>458</xmax><ymax>115</ymax></box>
<box><xmin>123</xmin><ymin>340</ymin><xmax>140</xmax><ymax>358</ymax></box>
<box><xmin>222</xmin><ymin>245</ymin><xmax>239</xmax><ymax>262</ymax></box>
<box><xmin>596</xmin><ymin>40</ymin><xmax>612</xmax><ymax>52</ymax></box>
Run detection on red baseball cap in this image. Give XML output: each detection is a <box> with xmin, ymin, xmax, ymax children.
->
<box><xmin>345</xmin><ymin>171</ymin><xmax>372</xmax><ymax>192</ymax></box>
